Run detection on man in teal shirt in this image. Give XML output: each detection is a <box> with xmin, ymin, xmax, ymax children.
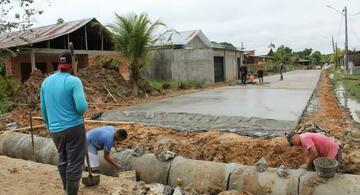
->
<box><xmin>40</xmin><ymin>52</ymin><xmax>88</xmax><ymax>195</ymax></box>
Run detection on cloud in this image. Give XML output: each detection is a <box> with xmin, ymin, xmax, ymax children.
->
<box><xmin>35</xmin><ymin>0</ymin><xmax>360</xmax><ymax>55</ymax></box>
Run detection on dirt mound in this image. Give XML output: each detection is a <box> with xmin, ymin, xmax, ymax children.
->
<box><xmin>77</xmin><ymin>65</ymin><xmax>132</xmax><ymax>104</ymax></box>
<box><xmin>13</xmin><ymin>65</ymin><xmax>133</xmax><ymax>106</ymax></box>
<box><xmin>13</xmin><ymin>69</ymin><xmax>45</xmax><ymax>105</ymax></box>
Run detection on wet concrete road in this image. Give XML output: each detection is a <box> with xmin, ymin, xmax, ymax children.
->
<box><xmin>102</xmin><ymin>70</ymin><xmax>321</xmax><ymax>137</ymax></box>
<box><xmin>123</xmin><ymin>70</ymin><xmax>321</xmax><ymax>122</ymax></box>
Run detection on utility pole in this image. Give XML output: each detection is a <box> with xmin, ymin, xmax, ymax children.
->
<box><xmin>335</xmin><ymin>42</ymin><xmax>338</xmax><ymax>68</ymax></box>
<box><xmin>344</xmin><ymin>6</ymin><xmax>349</xmax><ymax>73</ymax></box>
<box><xmin>332</xmin><ymin>36</ymin><xmax>336</xmax><ymax>68</ymax></box>
<box><xmin>240</xmin><ymin>42</ymin><xmax>244</xmax><ymax>67</ymax></box>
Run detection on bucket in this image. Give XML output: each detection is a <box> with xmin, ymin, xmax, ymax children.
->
<box><xmin>313</xmin><ymin>157</ymin><xmax>338</xmax><ymax>178</ymax></box>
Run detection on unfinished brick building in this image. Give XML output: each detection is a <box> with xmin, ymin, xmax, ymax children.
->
<box><xmin>0</xmin><ymin>18</ymin><xmax>128</xmax><ymax>82</ymax></box>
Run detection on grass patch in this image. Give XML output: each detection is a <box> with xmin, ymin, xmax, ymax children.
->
<box><xmin>149</xmin><ymin>80</ymin><xmax>180</xmax><ymax>90</ymax></box>
<box><xmin>149</xmin><ymin>80</ymin><xmax>209</xmax><ymax>90</ymax></box>
<box><xmin>330</xmin><ymin>69</ymin><xmax>360</xmax><ymax>101</ymax></box>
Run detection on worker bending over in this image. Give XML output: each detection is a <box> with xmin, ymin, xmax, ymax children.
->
<box><xmin>286</xmin><ymin>131</ymin><xmax>341</xmax><ymax>170</ymax></box>
<box><xmin>85</xmin><ymin>126</ymin><xmax>128</xmax><ymax>172</ymax></box>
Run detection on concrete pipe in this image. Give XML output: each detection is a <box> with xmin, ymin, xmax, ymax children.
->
<box><xmin>228</xmin><ymin>165</ymin><xmax>304</xmax><ymax>195</ymax></box>
<box><xmin>3</xmin><ymin>132</ymin><xmax>360</xmax><ymax>195</ymax></box>
<box><xmin>98</xmin><ymin>152</ymin><xmax>172</xmax><ymax>184</ymax></box>
<box><xmin>168</xmin><ymin>156</ymin><xmax>239</xmax><ymax>193</ymax></box>
<box><xmin>0</xmin><ymin>132</ymin><xmax>58</xmax><ymax>165</ymax></box>
<box><xmin>131</xmin><ymin>153</ymin><xmax>172</xmax><ymax>185</ymax></box>
<box><xmin>299</xmin><ymin>172</ymin><xmax>360</xmax><ymax>195</ymax></box>
<box><xmin>97</xmin><ymin>149</ymin><xmax>136</xmax><ymax>176</ymax></box>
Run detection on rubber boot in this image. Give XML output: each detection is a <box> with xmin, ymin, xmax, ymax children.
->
<box><xmin>66</xmin><ymin>180</ymin><xmax>80</xmax><ymax>195</ymax></box>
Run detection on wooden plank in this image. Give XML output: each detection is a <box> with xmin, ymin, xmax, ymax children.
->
<box><xmin>85</xmin><ymin>25</ymin><xmax>88</xmax><ymax>50</ymax></box>
<box><xmin>85</xmin><ymin>120</ymin><xmax>135</xmax><ymax>125</ymax></box>
<box><xmin>0</xmin><ymin>124</ymin><xmax>46</xmax><ymax>133</ymax></box>
<box><xmin>31</xmin><ymin>117</ymin><xmax>135</xmax><ymax>125</ymax></box>
<box><xmin>118</xmin><ymin>170</ymin><xmax>136</xmax><ymax>181</ymax></box>
<box><xmin>20</xmin><ymin>48</ymin><xmax>119</xmax><ymax>55</ymax></box>
<box><xmin>30</xmin><ymin>50</ymin><xmax>36</xmax><ymax>71</ymax></box>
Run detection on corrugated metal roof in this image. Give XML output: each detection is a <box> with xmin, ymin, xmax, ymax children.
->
<box><xmin>0</xmin><ymin>18</ymin><xmax>94</xmax><ymax>49</ymax></box>
<box><xmin>153</xmin><ymin>30</ymin><xmax>212</xmax><ymax>48</ymax></box>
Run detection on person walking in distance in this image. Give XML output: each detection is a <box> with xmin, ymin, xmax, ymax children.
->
<box><xmin>239</xmin><ymin>64</ymin><xmax>248</xmax><ymax>85</ymax></box>
<box><xmin>256</xmin><ymin>61</ymin><xmax>265</xmax><ymax>85</ymax></box>
<box><xmin>40</xmin><ymin>52</ymin><xmax>88</xmax><ymax>195</ymax></box>
<box><xmin>279</xmin><ymin>62</ymin><xmax>284</xmax><ymax>81</ymax></box>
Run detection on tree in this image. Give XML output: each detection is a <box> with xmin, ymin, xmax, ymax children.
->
<box><xmin>310</xmin><ymin>51</ymin><xmax>322</xmax><ymax>65</ymax></box>
<box><xmin>0</xmin><ymin>0</ymin><xmax>47</xmax><ymax>75</ymax></box>
<box><xmin>108</xmin><ymin>13</ymin><xmax>166</xmax><ymax>96</ymax></box>
<box><xmin>56</xmin><ymin>18</ymin><xmax>64</xmax><ymax>24</ymax></box>
<box><xmin>273</xmin><ymin>45</ymin><xmax>292</xmax><ymax>63</ymax></box>
<box><xmin>268</xmin><ymin>42</ymin><xmax>275</xmax><ymax>49</ymax></box>
<box><xmin>218</xmin><ymin>42</ymin><xmax>235</xmax><ymax>49</ymax></box>
<box><xmin>0</xmin><ymin>0</ymin><xmax>46</xmax><ymax>33</ymax></box>
<box><xmin>331</xmin><ymin>48</ymin><xmax>344</xmax><ymax>69</ymax></box>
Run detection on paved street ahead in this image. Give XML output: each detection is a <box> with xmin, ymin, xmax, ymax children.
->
<box><xmin>102</xmin><ymin>70</ymin><xmax>322</xmax><ymax>137</ymax></box>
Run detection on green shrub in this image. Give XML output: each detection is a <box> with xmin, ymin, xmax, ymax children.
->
<box><xmin>0</xmin><ymin>76</ymin><xmax>18</xmax><ymax>113</ymax></box>
<box><xmin>149</xmin><ymin>80</ymin><xmax>180</xmax><ymax>90</ymax></box>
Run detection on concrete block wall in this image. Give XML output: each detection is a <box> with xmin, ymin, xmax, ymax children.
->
<box><xmin>145</xmin><ymin>48</ymin><xmax>241</xmax><ymax>83</ymax></box>
<box><xmin>224</xmin><ymin>50</ymin><xmax>238</xmax><ymax>81</ymax></box>
<box><xmin>172</xmin><ymin>48</ymin><xmax>214</xmax><ymax>82</ymax></box>
<box><xmin>143</xmin><ymin>49</ymin><xmax>173</xmax><ymax>80</ymax></box>
<box><xmin>213</xmin><ymin>48</ymin><xmax>240</xmax><ymax>82</ymax></box>
<box><xmin>187</xmin><ymin>36</ymin><xmax>208</xmax><ymax>49</ymax></box>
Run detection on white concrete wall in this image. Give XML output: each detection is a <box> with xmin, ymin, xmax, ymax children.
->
<box><xmin>188</xmin><ymin>36</ymin><xmax>208</xmax><ymax>49</ymax></box>
<box><xmin>213</xmin><ymin>48</ymin><xmax>239</xmax><ymax>82</ymax></box>
<box><xmin>171</xmin><ymin>48</ymin><xmax>214</xmax><ymax>83</ymax></box>
<box><xmin>224</xmin><ymin>50</ymin><xmax>238</xmax><ymax>81</ymax></box>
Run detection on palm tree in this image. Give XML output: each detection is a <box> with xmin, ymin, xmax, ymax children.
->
<box><xmin>108</xmin><ymin>13</ymin><xmax>165</xmax><ymax>96</ymax></box>
<box><xmin>330</xmin><ymin>48</ymin><xmax>344</xmax><ymax>69</ymax></box>
<box><xmin>268</xmin><ymin>42</ymin><xmax>275</xmax><ymax>49</ymax></box>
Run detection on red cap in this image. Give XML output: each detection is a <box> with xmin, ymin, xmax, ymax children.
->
<box><xmin>58</xmin><ymin>63</ymin><xmax>72</xmax><ymax>70</ymax></box>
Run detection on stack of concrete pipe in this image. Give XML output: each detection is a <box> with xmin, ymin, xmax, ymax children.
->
<box><xmin>1</xmin><ymin>132</ymin><xmax>359</xmax><ymax>195</ymax></box>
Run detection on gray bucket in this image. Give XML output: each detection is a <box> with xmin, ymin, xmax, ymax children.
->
<box><xmin>313</xmin><ymin>157</ymin><xmax>338</xmax><ymax>178</ymax></box>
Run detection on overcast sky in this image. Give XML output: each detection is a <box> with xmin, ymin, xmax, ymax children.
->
<box><xmin>34</xmin><ymin>0</ymin><xmax>360</xmax><ymax>55</ymax></box>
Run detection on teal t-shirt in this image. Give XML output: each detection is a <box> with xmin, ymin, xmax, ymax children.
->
<box><xmin>40</xmin><ymin>72</ymin><xmax>88</xmax><ymax>133</ymax></box>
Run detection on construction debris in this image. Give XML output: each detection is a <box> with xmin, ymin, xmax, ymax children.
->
<box><xmin>132</xmin><ymin>144</ymin><xmax>145</xmax><ymax>157</ymax></box>
<box><xmin>13</xmin><ymin>69</ymin><xmax>45</xmax><ymax>105</ymax></box>
<box><xmin>155</xmin><ymin>150</ymin><xmax>176</xmax><ymax>161</ymax></box>
<box><xmin>256</xmin><ymin>157</ymin><xmax>268</xmax><ymax>172</ymax></box>
<box><xmin>277</xmin><ymin>165</ymin><xmax>290</xmax><ymax>177</ymax></box>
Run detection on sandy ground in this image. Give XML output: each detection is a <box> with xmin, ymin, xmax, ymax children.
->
<box><xmin>0</xmin><ymin>155</ymin><xmax>252</xmax><ymax>195</ymax></box>
<box><xmin>0</xmin><ymin>155</ymin><xmax>137</xmax><ymax>195</ymax></box>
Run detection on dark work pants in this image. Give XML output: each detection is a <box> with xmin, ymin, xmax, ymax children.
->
<box><xmin>241</xmin><ymin>73</ymin><xmax>247</xmax><ymax>85</ymax></box>
<box><xmin>51</xmin><ymin>124</ymin><xmax>85</xmax><ymax>186</ymax></box>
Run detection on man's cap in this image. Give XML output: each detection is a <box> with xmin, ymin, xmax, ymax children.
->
<box><xmin>58</xmin><ymin>52</ymin><xmax>72</xmax><ymax>70</ymax></box>
<box><xmin>286</xmin><ymin>130</ymin><xmax>297</xmax><ymax>146</ymax></box>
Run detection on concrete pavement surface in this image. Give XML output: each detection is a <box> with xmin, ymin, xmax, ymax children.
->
<box><xmin>102</xmin><ymin>70</ymin><xmax>322</xmax><ymax>137</ymax></box>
